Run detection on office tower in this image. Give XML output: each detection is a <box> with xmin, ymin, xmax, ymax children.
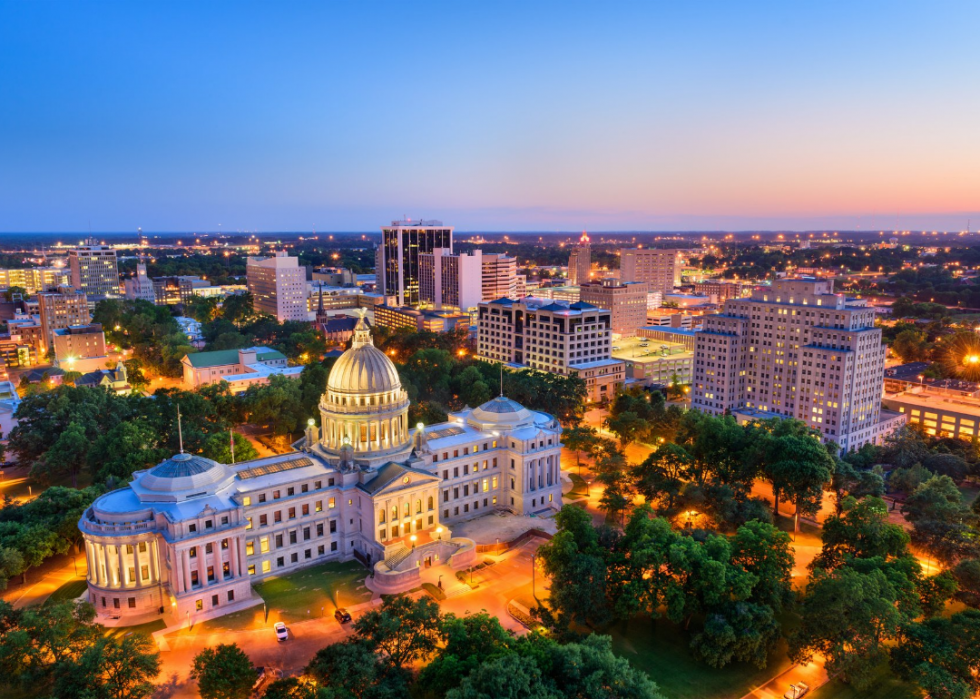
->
<box><xmin>567</xmin><ymin>232</ymin><xmax>591</xmax><ymax>285</ymax></box>
<box><xmin>246</xmin><ymin>252</ymin><xmax>308</xmax><ymax>322</ymax></box>
<box><xmin>68</xmin><ymin>238</ymin><xmax>120</xmax><ymax>295</ymax></box>
<box><xmin>620</xmin><ymin>248</ymin><xmax>680</xmax><ymax>295</ymax></box>
<box><xmin>37</xmin><ymin>289</ymin><xmax>92</xmax><ymax>355</ymax></box>
<box><xmin>376</xmin><ymin>219</ymin><xmax>454</xmax><ymax>307</ymax></box>
<box><xmin>477</xmin><ymin>297</ymin><xmax>624</xmax><ymax>403</ymax></box>
<box><xmin>691</xmin><ymin>278</ymin><xmax>888</xmax><ymax>452</ymax></box>
<box><xmin>0</xmin><ymin>267</ymin><xmax>69</xmax><ymax>295</ymax></box>
<box><xmin>579</xmin><ymin>280</ymin><xmax>649</xmax><ymax>337</ymax></box>
<box><xmin>481</xmin><ymin>252</ymin><xmax>518</xmax><ymax>301</ymax></box>
<box><xmin>418</xmin><ymin>248</ymin><xmax>483</xmax><ymax>311</ymax></box>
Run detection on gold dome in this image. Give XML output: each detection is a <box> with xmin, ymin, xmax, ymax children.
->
<box><xmin>326</xmin><ymin>316</ymin><xmax>402</xmax><ymax>395</ymax></box>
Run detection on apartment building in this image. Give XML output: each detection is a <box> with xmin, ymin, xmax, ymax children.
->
<box><xmin>477</xmin><ymin>297</ymin><xmax>624</xmax><ymax>403</ymax></box>
<box><xmin>418</xmin><ymin>248</ymin><xmax>483</xmax><ymax>311</ymax></box>
<box><xmin>567</xmin><ymin>232</ymin><xmax>591</xmax><ymax>285</ymax></box>
<box><xmin>620</xmin><ymin>248</ymin><xmax>680</xmax><ymax>295</ymax></box>
<box><xmin>377</xmin><ymin>219</ymin><xmax>454</xmax><ymax>307</ymax></box>
<box><xmin>481</xmin><ymin>253</ymin><xmax>518</xmax><ymax>301</ymax></box>
<box><xmin>579</xmin><ymin>280</ymin><xmax>649</xmax><ymax>337</ymax></box>
<box><xmin>69</xmin><ymin>239</ymin><xmax>120</xmax><ymax>296</ymax></box>
<box><xmin>246</xmin><ymin>252</ymin><xmax>308</xmax><ymax>322</ymax></box>
<box><xmin>694</xmin><ymin>281</ymin><xmax>752</xmax><ymax>303</ymax></box>
<box><xmin>38</xmin><ymin>289</ymin><xmax>92</xmax><ymax>355</ymax></box>
<box><xmin>691</xmin><ymin>278</ymin><xmax>891</xmax><ymax>452</ymax></box>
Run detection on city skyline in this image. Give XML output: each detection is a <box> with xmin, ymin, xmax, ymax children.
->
<box><xmin>2</xmin><ymin>2</ymin><xmax>979</xmax><ymax>232</ymax></box>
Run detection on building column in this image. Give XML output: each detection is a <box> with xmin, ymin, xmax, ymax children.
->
<box><xmin>181</xmin><ymin>550</ymin><xmax>192</xmax><ymax>592</ymax></box>
<box><xmin>84</xmin><ymin>542</ymin><xmax>94</xmax><ymax>584</ymax></box>
<box><xmin>237</xmin><ymin>537</ymin><xmax>248</xmax><ymax>576</ymax></box>
<box><xmin>95</xmin><ymin>544</ymin><xmax>107</xmax><ymax>586</ymax></box>
<box><xmin>133</xmin><ymin>545</ymin><xmax>142</xmax><ymax>588</ymax></box>
<box><xmin>116</xmin><ymin>545</ymin><xmax>126</xmax><ymax>587</ymax></box>
<box><xmin>173</xmin><ymin>547</ymin><xmax>183</xmax><ymax>593</ymax></box>
<box><xmin>229</xmin><ymin>538</ymin><xmax>238</xmax><ymax>578</ymax></box>
<box><xmin>149</xmin><ymin>540</ymin><xmax>159</xmax><ymax>583</ymax></box>
<box><xmin>198</xmin><ymin>545</ymin><xmax>208</xmax><ymax>588</ymax></box>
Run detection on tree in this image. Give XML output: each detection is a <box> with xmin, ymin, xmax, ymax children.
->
<box><xmin>351</xmin><ymin>595</ymin><xmax>442</xmax><ymax>670</ymax></box>
<box><xmin>812</xmin><ymin>497</ymin><xmax>911</xmax><ymax>571</ymax></box>
<box><xmin>892</xmin><ymin>328</ymin><xmax>931</xmax><ymax>363</ymax></box>
<box><xmin>446</xmin><ymin>653</ymin><xmax>549</xmax><ymax>699</ymax></box>
<box><xmin>791</xmin><ymin>567</ymin><xmax>905</xmax><ymax>690</ymax></box>
<box><xmin>561</xmin><ymin>425</ymin><xmax>598</xmax><ymax>473</ymax></box>
<box><xmin>691</xmin><ymin>601</ymin><xmax>780</xmax><ymax>670</ymax></box>
<box><xmin>202</xmin><ymin>431</ymin><xmax>259</xmax><ymax>464</ymax></box>
<box><xmin>34</xmin><ymin>422</ymin><xmax>88</xmax><ymax>487</ymax></box>
<box><xmin>756</xmin><ymin>419</ymin><xmax>835</xmax><ymax>531</ymax></box>
<box><xmin>306</xmin><ymin>639</ymin><xmax>409</xmax><ymax>699</ymax></box>
<box><xmin>55</xmin><ymin>633</ymin><xmax>161</xmax><ymax>699</ymax></box>
<box><xmin>222</xmin><ymin>292</ymin><xmax>256</xmax><ymax>327</ymax></box>
<box><xmin>891</xmin><ymin>611</ymin><xmax>980</xmax><ymax>699</ymax></box>
<box><xmin>952</xmin><ymin>558</ymin><xmax>980</xmax><ymax>607</ymax></box>
<box><xmin>417</xmin><ymin>613</ymin><xmax>515</xmax><ymax>699</ymax></box>
<box><xmin>190</xmin><ymin>644</ymin><xmax>255</xmax><ymax>699</ymax></box>
<box><xmin>730</xmin><ymin>520</ymin><xmax>794</xmax><ymax>613</ymax></box>
<box><xmin>604</xmin><ymin>411</ymin><xmax>647</xmax><ymax>449</ymax></box>
<box><xmin>631</xmin><ymin>443</ymin><xmax>690</xmax><ymax>512</ymax></box>
<box><xmin>888</xmin><ymin>463</ymin><xmax>932</xmax><ymax>498</ymax></box>
<box><xmin>262</xmin><ymin>677</ymin><xmax>325</xmax><ymax>699</ymax></box>
<box><xmin>902</xmin><ymin>475</ymin><xmax>980</xmax><ymax>565</ymax></box>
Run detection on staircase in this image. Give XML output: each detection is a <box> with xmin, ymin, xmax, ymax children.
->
<box><xmin>384</xmin><ymin>543</ymin><xmax>413</xmax><ymax>570</ymax></box>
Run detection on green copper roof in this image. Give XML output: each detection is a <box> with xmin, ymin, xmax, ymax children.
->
<box><xmin>184</xmin><ymin>347</ymin><xmax>287</xmax><ymax>368</ymax></box>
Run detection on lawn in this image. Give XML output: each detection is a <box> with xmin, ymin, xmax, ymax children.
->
<box><xmin>610</xmin><ymin>616</ymin><xmax>795</xmax><ymax>699</ymax></box>
<box><xmin>104</xmin><ymin>619</ymin><xmax>166</xmax><ymax>639</ymax></box>
<box><xmin>809</xmin><ymin>661</ymin><xmax>922</xmax><ymax>699</ymax></box>
<box><xmin>183</xmin><ymin>559</ymin><xmax>372</xmax><ymax>634</ymax></box>
<box><xmin>563</xmin><ymin>472</ymin><xmax>590</xmax><ymax>501</ymax></box>
<box><xmin>43</xmin><ymin>579</ymin><xmax>88</xmax><ymax>606</ymax></box>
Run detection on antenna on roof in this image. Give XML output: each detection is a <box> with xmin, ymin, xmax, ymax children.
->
<box><xmin>177</xmin><ymin>404</ymin><xmax>184</xmax><ymax>454</ymax></box>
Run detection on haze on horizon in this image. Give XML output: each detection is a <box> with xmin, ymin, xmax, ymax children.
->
<box><xmin>1</xmin><ymin>1</ymin><xmax>978</xmax><ymax>234</ymax></box>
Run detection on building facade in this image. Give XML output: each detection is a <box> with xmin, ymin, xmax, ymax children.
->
<box><xmin>0</xmin><ymin>267</ymin><xmax>69</xmax><ymax>295</ymax></box>
<box><xmin>481</xmin><ymin>253</ymin><xmax>518</xmax><ymax>302</ymax></box>
<box><xmin>374</xmin><ymin>305</ymin><xmax>470</xmax><ymax>333</ymax></box>
<box><xmin>579</xmin><ymin>280</ymin><xmax>648</xmax><ymax>337</ymax></box>
<box><xmin>694</xmin><ymin>281</ymin><xmax>751</xmax><ymax>304</ymax></box>
<box><xmin>79</xmin><ymin>316</ymin><xmax>561</xmax><ymax>625</ymax></box>
<box><xmin>476</xmin><ymin>297</ymin><xmax>624</xmax><ymax>403</ymax></box>
<box><xmin>181</xmin><ymin>347</ymin><xmax>302</xmax><ymax>391</ymax></box>
<box><xmin>691</xmin><ymin>278</ymin><xmax>889</xmax><ymax>452</ymax></box>
<box><xmin>52</xmin><ymin>323</ymin><xmax>108</xmax><ymax>373</ymax></box>
<box><xmin>566</xmin><ymin>232</ymin><xmax>591</xmax><ymax>285</ymax></box>
<box><xmin>69</xmin><ymin>240</ymin><xmax>120</xmax><ymax>296</ymax></box>
<box><xmin>418</xmin><ymin>248</ymin><xmax>483</xmax><ymax>311</ymax></box>
<box><xmin>620</xmin><ymin>248</ymin><xmax>680</xmax><ymax>295</ymax></box>
<box><xmin>377</xmin><ymin>220</ymin><xmax>454</xmax><ymax>307</ymax></box>
<box><xmin>246</xmin><ymin>252</ymin><xmax>308</xmax><ymax>322</ymax></box>
<box><xmin>38</xmin><ymin>289</ymin><xmax>92</xmax><ymax>355</ymax></box>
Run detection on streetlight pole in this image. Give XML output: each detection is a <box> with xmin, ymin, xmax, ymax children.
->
<box><xmin>532</xmin><ymin>553</ymin><xmax>536</xmax><ymax>598</ymax></box>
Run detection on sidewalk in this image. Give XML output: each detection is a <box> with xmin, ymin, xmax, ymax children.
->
<box><xmin>2</xmin><ymin>552</ymin><xmax>87</xmax><ymax>609</ymax></box>
<box><xmin>739</xmin><ymin>657</ymin><xmax>828</xmax><ymax>699</ymax></box>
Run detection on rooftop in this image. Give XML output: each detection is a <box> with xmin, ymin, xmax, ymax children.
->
<box><xmin>884</xmin><ymin>390</ymin><xmax>980</xmax><ymax>419</ymax></box>
<box><xmin>184</xmin><ymin>346</ymin><xmax>287</xmax><ymax>368</ymax></box>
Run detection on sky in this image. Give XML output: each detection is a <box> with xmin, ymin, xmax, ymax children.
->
<box><xmin>1</xmin><ymin>1</ymin><xmax>979</xmax><ymax>233</ymax></box>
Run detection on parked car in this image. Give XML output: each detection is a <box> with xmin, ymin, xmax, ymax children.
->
<box><xmin>334</xmin><ymin>608</ymin><xmax>352</xmax><ymax>623</ymax></box>
<box><xmin>274</xmin><ymin>622</ymin><xmax>288</xmax><ymax>642</ymax></box>
<box><xmin>783</xmin><ymin>683</ymin><xmax>809</xmax><ymax>699</ymax></box>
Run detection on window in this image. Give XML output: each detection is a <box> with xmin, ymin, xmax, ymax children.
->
<box><xmin>288</xmin><ymin>507</ymin><xmax>296</xmax><ymax>519</ymax></box>
<box><xmin>113</xmin><ymin>598</ymin><xmax>120</xmax><ymax>609</ymax></box>
<box><xmin>248</xmin><ymin>565</ymin><xmax>256</xmax><ymax>575</ymax></box>
<box><xmin>260</xmin><ymin>537</ymin><xmax>269</xmax><ymax>553</ymax></box>
<box><xmin>289</xmin><ymin>531</ymin><xmax>297</xmax><ymax>544</ymax></box>
<box><xmin>275</xmin><ymin>534</ymin><xmax>283</xmax><ymax>547</ymax></box>
<box><xmin>246</xmin><ymin>541</ymin><xmax>254</xmax><ymax>555</ymax></box>
<box><xmin>212</xmin><ymin>594</ymin><xmax>219</xmax><ymax>606</ymax></box>
<box><xmin>196</xmin><ymin>599</ymin><xmax>203</xmax><ymax>611</ymax></box>
<box><xmin>288</xmin><ymin>487</ymin><xmax>295</xmax><ymax>496</ymax></box>
<box><xmin>141</xmin><ymin>564</ymin><xmax>149</xmax><ymax>580</ymax></box>
<box><xmin>243</xmin><ymin>496</ymin><xmax>251</xmax><ymax>506</ymax></box>
<box><xmin>228</xmin><ymin>590</ymin><xmax>235</xmax><ymax>602</ymax></box>
<box><xmin>277</xmin><ymin>557</ymin><xmax>284</xmax><ymax>567</ymax></box>
<box><xmin>316</xmin><ymin>523</ymin><xmax>324</xmax><ymax>536</ymax></box>
<box><xmin>259</xmin><ymin>514</ymin><xmax>268</xmax><ymax>527</ymax></box>
<box><xmin>303</xmin><ymin>527</ymin><xmax>311</xmax><ymax>541</ymax></box>
<box><xmin>315</xmin><ymin>480</ymin><xmax>322</xmax><ymax>489</ymax></box>
<box><xmin>302</xmin><ymin>504</ymin><xmax>310</xmax><ymax>516</ymax></box>
<box><xmin>315</xmin><ymin>500</ymin><xmax>323</xmax><ymax>512</ymax></box>
<box><xmin>262</xmin><ymin>560</ymin><xmax>271</xmax><ymax>573</ymax></box>
<box><xmin>138</xmin><ymin>542</ymin><xmax>147</xmax><ymax>553</ymax></box>
<box><xmin>482</xmin><ymin>478</ymin><xmax>489</xmax><ymax>492</ymax></box>
<box><xmin>328</xmin><ymin>497</ymin><xmax>336</xmax><ymax>509</ymax></box>
<box><xmin>329</xmin><ymin>520</ymin><xmax>337</xmax><ymax>533</ymax></box>
<box><xmin>301</xmin><ymin>484</ymin><xmax>309</xmax><ymax>493</ymax></box>
<box><xmin>189</xmin><ymin>547</ymin><xmax>197</xmax><ymax>558</ymax></box>
<box><xmin>246</xmin><ymin>517</ymin><xmax>253</xmax><ymax>530</ymax></box>
<box><xmin>221</xmin><ymin>516</ymin><xmax>229</xmax><ymax>525</ymax></box>
<box><xmin>258</xmin><ymin>494</ymin><xmax>266</xmax><ymax>503</ymax></box>
<box><xmin>305</xmin><ymin>549</ymin><xmax>312</xmax><ymax>559</ymax></box>
<box><xmin>330</xmin><ymin>541</ymin><xmax>338</xmax><ymax>551</ymax></box>
<box><xmin>128</xmin><ymin>597</ymin><xmax>136</xmax><ymax>608</ymax></box>
<box><xmin>318</xmin><ymin>545</ymin><xmax>325</xmax><ymax>555</ymax></box>
<box><xmin>291</xmin><ymin>553</ymin><xmax>298</xmax><ymax>563</ymax></box>
<box><xmin>273</xmin><ymin>490</ymin><xmax>281</xmax><ymax>500</ymax></box>
<box><xmin>189</xmin><ymin>524</ymin><xmax>197</xmax><ymax>533</ymax></box>
<box><xmin>274</xmin><ymin>511</ymin><xmax>282</xmax><ymax>523</ymax></box>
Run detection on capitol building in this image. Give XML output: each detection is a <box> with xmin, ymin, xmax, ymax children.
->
<box><xmin>79</xmin><ymin>316</ymin><xmax>563</xmax><ymax>625</ymax></box>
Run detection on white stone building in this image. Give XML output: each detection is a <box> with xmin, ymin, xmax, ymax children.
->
<box><xmin>79</xmin><ymin>316</ymin><xmax>562</xmax><ymax>625</ymax></box>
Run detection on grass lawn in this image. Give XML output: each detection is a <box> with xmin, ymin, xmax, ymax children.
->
<box><xmin>809</xmin><ymin>661</ymin><xmax>922</xmax><ymax>699</ymax></box>
<box><xmin>564</xmin><ymin>472</ymin><xmax>590</xmax><ymax>501</ymax></box>
<box><xmin>42</xmin><ymin>578</ymin><xmax>88</xmax><ymax>606</ymax></box>
<box><xmin>104</xmin><ymin>619</ymin><xmax>166</xmax><ymax>639</ymax></box>
<box><xmin>610</xmin><ymin>616</ymin><xmax>795</xmax><ymax>699</ymax></box>
<box><xmin>182</xmin><ymin>560</ymin><xmax>372</xmax><ymax>634</ymax></box>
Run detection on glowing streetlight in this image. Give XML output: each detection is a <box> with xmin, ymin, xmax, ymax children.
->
<box><xmin>409</xmin><ymin>534</ymin><xmax>417</xmax><ymax>550</ymax></box>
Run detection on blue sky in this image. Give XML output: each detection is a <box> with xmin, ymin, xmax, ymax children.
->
<box><xmin>1</xmin><ymin>1</ymin><xmax>978</xmax><ymax>232</ymax></box>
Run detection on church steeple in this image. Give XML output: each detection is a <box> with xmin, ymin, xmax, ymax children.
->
<box><xmin>315</xmin><ymin>284</ymin><xmax>328</xmax><ymax>326</ymax></box>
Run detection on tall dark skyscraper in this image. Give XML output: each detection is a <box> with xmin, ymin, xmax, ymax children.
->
<box><xmin>377</xmin><ymin>219</ymin><xmax>454</xmax><ymax>306</ymax></box>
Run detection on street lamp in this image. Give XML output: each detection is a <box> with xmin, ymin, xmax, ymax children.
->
<box><xmin>409</xmin><ymin>534</ymin><xmax>417</xmax><ymax>550</ymax></box>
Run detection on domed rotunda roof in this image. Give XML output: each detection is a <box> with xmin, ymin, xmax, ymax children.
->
<box><xmin>326</xmin><ymin>316</ymin><xmax>402</xmax><ymax>395</ymax></box>
<box><xmin>469</xmin><ymin>396</ymin><xmax>534</xmax><ymax>426</ymax></box>
<box><xmin>140</xmin><ymin>452</ymin><xmax>232</xmax><ymax>493</ymax></box>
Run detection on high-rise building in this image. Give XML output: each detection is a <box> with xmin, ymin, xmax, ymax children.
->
<box><xmin>38</xmin><ymin>289</ymin><xmax>91</xmax><ymax>355</ymax></box>
<box><xmin>691</xmin><ymin>278</ymin><xmax>889</xmax><ymax>452</ymax></box>
<box><xmin>620</xmin><ymin>248</ymin><xmax>680</xmax><ymax>295</ymax></box>
<box><xmin>480</xmin><ymin>253</ymin><xmax>518</xmax><ymax>301</ymax></box>
<box><xmin>69</xmin><ymin>239</ymin><xmax>120</xmax><ymax>296</ymax></box>
<box><xmin>579</xmin><ymin>280</ymin><xmax>649</xmax><ymax>337</ymax></box>
<box><xmin>52</xmin><ymin>323</ymin><xmax>108</xmax><ymax>373</ymax></box>
<box><xmin>477</xmin><ymin>297</ymin><xmax>624</xmax><ymax>403</ymax></box>
<box><xmin>418</xmin><ymin>248</ymin><xmax>483</xmax><ymax>311</ymax></box>
<box><xmin>377</xmin><ymin>219</ymin><xmax>454</xmax><ymax>307</ymax></box>
<box><xmin>567</xmin><ymin>232</ymin><xmax>591</xmax><ymax>285</ymax></box>
<box><xmin>246</xmin><ymin>252</ymin><xmax>308</xmax><ymax>322</ymax></box>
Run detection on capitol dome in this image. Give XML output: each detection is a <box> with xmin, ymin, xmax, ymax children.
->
<box><xmin>327</xmin><ymin>317</ymin><xmax>402</xmax><ymax>395</ymax></box>
<box><xmin>318</xmin><ymin>315</ymin><xmax>411</xmax><ymax>460</ymax></box>
<box><xmin>139</xmin><ymin>452</ymin><xmax>233</xmax><ymax>495</ymax></box>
